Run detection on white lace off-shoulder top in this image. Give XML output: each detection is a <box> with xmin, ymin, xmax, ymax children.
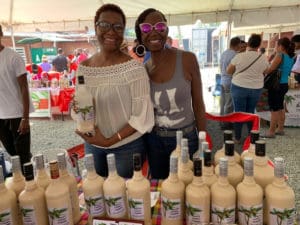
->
<box><xmin>76</xmin><ymin>59</ymin><xmax>154</xmax><ymax>148</ymax></box>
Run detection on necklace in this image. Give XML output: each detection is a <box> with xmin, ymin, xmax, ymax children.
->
<box><xmin>146</xmin><ymin>49</ymin><xmax>169</xmax><ymax>74</ymax></box>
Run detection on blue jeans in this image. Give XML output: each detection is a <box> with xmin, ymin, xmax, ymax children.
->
<box><xmin>85</xmin><ymin>137</ymin><xmax>146</xmax><ymax>178</ymax></box>
<box><xmin>231</xmin><ymin>83</ymin><xmax>262</xmax><ymax>140</ymax></box>
<box><xmin>144</xmin><ymin>129</ymin><xmax>198</xmax><ymax>179</ymax></box>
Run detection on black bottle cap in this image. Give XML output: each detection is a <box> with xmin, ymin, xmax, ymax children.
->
<box><xmin>193</xmin><ymin>158</ymin><xmax>202</xmax><ymax>177</ymax></box>
<box><xmin>77</xmin><ymin>76</ymin><xmax>85</xmax><ymax>84</ymax></box>
<box><xmin>133</xmin><ymin>153</ymin><xmax>141</xmax><ymax>171</ymax></box>
<box><xmin>225</xmin><ymin>140</ymin><xmax>235</xmax><ymax>156</ymax></box>
<box><xmin>224</xmin><ymin>130</ymin><xmax>233</xmax><ymax>142</ymax></box>
<box><xmin>204</xmin><ymin>150</ymin><xmax>212</xmax><ymax>167</ymax></box>
<box><xmin>255</xmin><ymin>140</ymin><xmax>266</xmax><ymax>157</ymax></box>
<box><xmin>23</xmin><ymin>162</ymin><xmax>34</xmax><ymax>181</ymax></box>
<box><xmin>250</xmin><ymin>130</ymin><xmax>260</xmax><ymax>144</ymax></box>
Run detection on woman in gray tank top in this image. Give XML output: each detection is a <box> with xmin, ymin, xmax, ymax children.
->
<box><xmin>135</xmin><ymin>8</ymin><xmax>207</xmax><ymax>179</ymax></box>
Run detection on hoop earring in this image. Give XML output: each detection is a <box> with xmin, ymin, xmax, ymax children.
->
<box><xmin>135</xmin><ymin>44</ymin><xmax>146</xmax><ymax>57</ymax></box>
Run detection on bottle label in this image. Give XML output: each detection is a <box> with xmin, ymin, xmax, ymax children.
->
<box><xmin>128</xmin><ymin>197</ymin><xmax>145</xmax><ymax>220</ymax></box>
<box><xmin>238</xmin><ymin>203</ymin><xmax>263</xmax><ymax>225</ymax></box>
<box><xmin>0</xmin><ymin>209</ymin><xmax>12</xmax><ymax>225</ymax></box>
<box><xmin>85</xmin><ymin>194</ymin><xmax>105</xmax><ymax>216</ymax></box>
<box><xmin>161</xmin><ymin>196</ymin><xmax>181</xmax><ymax>220</ymax></box>
<box><xmin>48</xmin><ymin>206</ymin><xmax>70</xmax><ymax>225</ymax></box>
<box><xmin>104</xmin><ymin>195</ymin><xmax>126</xmax><ymax>217</ymax></box>
<box><xmin>21</xmin><ymin>206</ymin><xmax>37</xmax><ymax>225</ymax></box>
<box><xmin>185</xmin><ymin>202</ymin><xmax>205</xmax><ymax>224</ymax></box>
<box><xmin>211</xmin><ymin>204</ymin><xmax>235</xmax><ymax>224</ymax></box>
<box><xmin>77</xmin><ymin>106</ymin><xmax>94</xmax><ymax>122</ymax></box>
<box><xmin>269</xmin><ymin>206</ymin><xmax>296</xmax><ymax>225</ymax></box>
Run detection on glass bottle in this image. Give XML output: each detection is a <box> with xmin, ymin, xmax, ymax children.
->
<box><xmin>241</xmin><ymin>130</ymin><xmax>260</xmax><ymax>166</ymax></box>
<box><xmin>211</xmin><ymin>158</ymin><xmax>236</xmax><ymax>225</ymax></box>
<box><xmin>193</xmin><ymin>131</ymin><xmax>206</xmax><ymax>159</ymax></box>
<box><xmin>178</xmin><ymin>146</ymin><xmax>193</xmax><ymax>186</ymax></box>
<box><xmin>185</xmin><ymin>158</ymin><xmax>210</xmax><ymax>225</ymax></box>
<box><xmin>103</xmin><ymin>153</ymin><xmax>127</xmax><ymax>219</ymax></box>
<box><xmin>161</xmin><ymin>156</ymin><xmax>185</xmax><ymax>225</ymax></box>
<box><xmin>171</xmin><ymin>131</ymin><xmax>183</xmax><ymax>158</ymax></box>
<box><xmin>19</xmin><ymin>162</ymin><xmax>49</xmax><ymax>225</ymax></box>
<box><xmin>266</xmin><ymin>158</ymin><xmax>296</xmax><ymax>225</ymax></box>
<box><xmin>180</xmin><ymin>138</ymin><xmax>193</xmax><ymax>170</ymax></box>
<box><xmin>82</xmin><ymin>154</ymin><xmax>105</xmax><ymax>224</ymax></box>
<box><xmin>34</xmin><ymin>154</ymin><xmax>50</xmax><ymax>190</ymax></box>
<box><xmin>202</xmin><ymin>150</ymin><xmax>217</xmax><ymax>188</ymax></box>
<box><xmin>127</xmin><ymin>153</ymin><xmax>151</xmax><ymax>225</ymax></box>
<box><xmin>237</xmin><ymin>157</ymin><xmax>263</xmax><ymax>225</ymax></box>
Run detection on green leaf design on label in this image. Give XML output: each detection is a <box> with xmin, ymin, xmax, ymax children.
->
<box><xmin>0</xmin><ymin>212</ymin><xmax>10</xmax><ymax>222</ymax></box>
<box><xmin>270</xmin><ymin>208</ymin><xmax>296</xmax><ymax>225</ymax></box>
<box><xmin>48</xmin><ymin>208</ymin><xmax>67</xmax><ymax>219</ymax></box>
<box><xmin>128</xmin><ymin>199</ymin><xmax>143</xmax><ymax>209</ymax></box>
<box><xmin>186</xmin><ymin>203</ymin><xmax>202</xmax><ymax>216</ymax></box>
<box><xmin>212</xmin><ymin>207</ymin><xmax>235</xmax><ymax>224</ymax></box>
<box><xmin>238</xmin><ymin>205</ymin><xmax>262</xmax><ymax>225</ymax></box>
<box><xmin>21</xmin><ymin>207</ymin><xmax>34</xmax><ymax>217</ymax></box>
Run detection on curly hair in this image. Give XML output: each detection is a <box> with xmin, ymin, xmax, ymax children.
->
<box><xmin>94</xmin><ymin>4</ymin><xmax>126</xmax><ymax>28</ymax></box>
<box><xmin>135</xmin><ymin>8</ymin><xmax>167</xmax><ymax>45</ymax></box>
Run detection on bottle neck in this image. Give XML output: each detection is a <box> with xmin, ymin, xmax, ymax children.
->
<box><xmin>248</xmin><ymin>144</ymin><xmax>255</xmax><ymax>153</ymax></box>
<box><xmin>243</xmin><ymin>175</ymin><xmax>256</xmax><ymax>185</ymax></box>
<box><xmin>273</xmin><ymin>176</ymin><xmax>286</xmax><ymax>187</ymax></box>
<box><xmin>0</xmin><ymin>183</ymin><xmax>7</xmax><ymax>192</ymax></box>
<box><xmin>254</xmin><ymin>156</ymin><xmax>268</xmax><ymax>166</ymax></box>
<box><xmin>203</xmin><ymin>165</ymin><xmax>214</xmax><ymax>176</ymax></box>
<box><xmin>25</xmin><ymin>180</ymin><xmax>38</xmax><ymax>191</ymax></box>
<box><xmin>218</xmin><ymin>175</ymin><xmax>229</xmax><ymax>186</ymax></box>
<box><xmin>179</xmin><ymin>161</ymin><xmax>190</xmax><ymax>171</ymax></box>
<box><xmin>227</xmin><ymin>156</ymin><xmax>236</xmax><ymax>165</ymax></box>
<box><xmin>59</xmin><ymin>169</ymin><xmax>69</xmax><ymax>177</ymax></box>
<box><xmin>13</xmin><ymin>171</ymin><xmax>24</xmax><ymax>181</ymax></box>
<box><xmin>192</xmin><ymin>176</ymin><xmax>204</xmax><ymax>186</ymax></box>
<box><xmin>36</xmin><ymin>168</ymin><xmax>48</xmax><ymax>178</ymax></box>
<box><xmin>87</xmin><ymin>168</ymin><xmax>98</xmax><ymax>179</ymax></box>
<box><xmin>132</xmin><ymin>170</ymin><xmax>144</xmax><ymax>181</ymax></box>
<box><xmin>168</xmin><ymin>172</ymin><xmax>179</xmax><ymax>182</ymax></box>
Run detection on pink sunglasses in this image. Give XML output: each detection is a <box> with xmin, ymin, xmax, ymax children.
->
<box><xmin>139</xmin><ymin>22</ymin><xmax>167</xmax><ymax>34</ymax></box>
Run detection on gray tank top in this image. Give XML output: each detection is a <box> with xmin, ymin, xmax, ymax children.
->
<box><xmin>150</xmin><ymin>50</ymin><xmax>194</xmax><ymax>129</ymax></box>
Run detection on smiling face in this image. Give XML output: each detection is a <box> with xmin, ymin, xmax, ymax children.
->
<box><xmin>95</xmin><ymin>10</ymin><xmax>124</xmax><ymax>53</ymax></box>
<box><xmin>140</xmin><ymin>11</ymin><xmax>168</xmax><ymax>52</ymax></box>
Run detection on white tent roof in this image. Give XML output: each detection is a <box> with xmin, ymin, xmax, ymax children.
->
<box><xmin>1</xmin><ymin>0</ymin><xmax>300</xmax><ymax>32</ymax></box>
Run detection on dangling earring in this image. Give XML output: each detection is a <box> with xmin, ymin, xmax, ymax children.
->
<box><xmin>135</xmin><ymin>44</ymin><xmax>146</xmax><ymax>57</ymax></box>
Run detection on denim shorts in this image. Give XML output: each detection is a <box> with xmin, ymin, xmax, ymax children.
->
<box><xmin>144</xmin><ymin>128</ymin><xmax>198</xmax><ymax>179</ymax></box>
<box><xmin>85</xmin><ymin>136</ymin><xmax>146</xmax><ymax>178</ymax></box>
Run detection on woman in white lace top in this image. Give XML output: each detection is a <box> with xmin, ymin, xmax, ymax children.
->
<box><xmin>75</xmin><ymin>4</ymin><xmax>154</xmax><ymax>178</ymax></box>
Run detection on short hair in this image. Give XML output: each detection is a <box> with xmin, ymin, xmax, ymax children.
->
<box><xmin>57</xmin><ymin>48</ymin><xmax>63</xmax><ymax>54</ymax></box>
<box><xmin>247</xmin><ymin>34</ymin><xmax>262</xmax><ymax>48</ymax></box>
<box><xmin>94</xmin><ymin>4</ymin><xmax>126</xmax><ymax>28</ymax></box>
<box><xmin>135</xmin><ymin>8</ymin><xmax>167</xmax><ymax>45</ymax></box>
<box><xmin>230</xmin><ymin>37</ymin><xmax>241</xmax><ymax>48</ymax></box>
<box><xmin>291</xmin><ymin>34</ymin><xmax>300</xmax><ymax>43</ymax></box>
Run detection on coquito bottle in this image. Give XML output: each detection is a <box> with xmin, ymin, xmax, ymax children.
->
<box><xmin>73</xmin><ymin>75</ymin><xmax>95</xmax><ymax>134</ymax></box>
<box><xmin>211</xmin><ymin>158</ymin><xmax>236</xmax><ymax>225</ymax></box>
<box><xmin>215</xmin><ymin>140</ymin><xmax>244</xmax><ymax>188</ymax></box>
<box><xmin>0</xmin><ymin>165</ymin><xmax>19</xmax><ymax>225</ymax></box>
<box><xmin>82</xmin><ymin>154</ymin><xmax>105</xmax><ymax>224</ymax></box>
<box><xmin>127</xmin><ymin>153</ymin><xmax>151</xmax><ymax>225</ymax></box>
<box><xmin>214</xmin><ymin>130</ymin><xmax>241</xmax><ymax>165</ymax></box>
<box><xmin>171</xmin><ymin>131</ymin><xmax>183</xmax><ymax>158</ymax></box>
<box><xmin>185</xmin><ymin>158</ymin><xmax>210</xmax><ymax>225</ymax></box>
<box><xmin>45</xmin><ymin>160</ymin><xmax>73</xmax><ymax>225</ymax></box>
<box><xmin>202</xmin><ymin>150</ymin><xmax>217</xmax><ymax>188</ymax></box>
<box><xmin>161</xmin><ymin>156</ymin><xmax>185</xmax><ymax>225</ymax></box>
<box><xmin>34</xmin><ymin>154</ymin><xmax>50</xmax><ymax>190</ymax></box>
<box><xmin>237</xmin><ymin>157</ymin><xmax>263</xmax><ymax>225</ymax></box>
<box><xmin>193</xmin><ymin>131</ymin><xmax>206</xmax><ymax>159</ymax></box>
<box><xmin>19</xmin><ymin>162</ymin><xmax>49</xmax><ymax>225</ymax></box>
<box><xmin>180</xmin><ymin>138</ymin><xmax>193</xmax><ymax>170</ymax></box>
<box><xmin>57</xmin><ymin>153</ymin><xmax>81</xmax><ymax>224</ymax></box>
<box><xmin>178</xmin><ymin>146</ymin><xmax>193</xmax><ymax>186</ymax></box>
<box><xmin>266</xmin><ymin>158</ymin><xmax>295</xmax><ymax>225</ymax></box>
<box><xmin>103</xmin><ymin>154</ymin><xmax>127</xmax><ymax>219</ymax></box>
<box><xmin>241</xmin><ymin>130</ymin><xmax>260</xmax><ymax>166</ymax></box>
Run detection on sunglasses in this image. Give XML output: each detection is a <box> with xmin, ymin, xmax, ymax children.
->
<box><xmin>96</xmin><ymin>21</ymin><xmax>124</xmax><ymax>33</ymax></box>
<box><xmin>139</xmin><ymin>22</ymin><xmax>167</xmax><ymax>34</ymax></box>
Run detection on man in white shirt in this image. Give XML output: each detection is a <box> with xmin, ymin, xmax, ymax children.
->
<box><xmin>0</xmin><ymin>24</ymin><xmax>34</xmax><ymax>167</ymax></box>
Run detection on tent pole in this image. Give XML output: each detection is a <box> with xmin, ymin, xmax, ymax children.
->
<box><xmin>9</xmin><ymin>0</ymin><xmax>16</xmax><ymax>49</ymax></box>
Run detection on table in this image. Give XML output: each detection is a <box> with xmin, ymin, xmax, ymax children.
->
<box><xmin>256</xmin><ymin>88</ymin><xmax>300</xmax><ymax>127</ymax></box>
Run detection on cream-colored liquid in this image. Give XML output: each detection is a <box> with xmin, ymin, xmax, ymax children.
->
<box><xmin>214</xmin><ymin>147</ymin><xmax>241</xmax><ymax>165</ymax></box>
<box><xmin>185</xmin><ymin>176</ymin><xmax>210</xmax><ymax>224</ymax></box>
<box><xmin>253</xmin><ymin>156</ymin><xmax>274</xmax><ymax>189</ymax></box>
<box><xmin>265</xmin><ymin>178</ymin><xmax>295</xmax><ymax>225</ymax></box>
<box><xmin>103</xmin><ymin>172</ymin><xmax>127</xmax><ymax>219</ymax></box>
<box><xmin>19</xmin><ymin>180</ymin><xmax>49</xmax><ymax>225</ymax></box>
<box><xmin>45</xmin><ymin>177</ymin><xmax>73</xmax><ymax>225</ymax></box>
<box><xmin>0</xmin><ymin>183</ymin><xmax>19</xmax><ymax>225</ymax></box>
<box><xmin>215</xmin><ymin>156</ymin><xmax>244</xmax><ymax>188</ymax></box>
<box><xmin>5</xmin><ymin>171</ymin><xmax>26</xmax><ymax>197</ymax></box>
<box><xmin>178</xmin><ymin>162</ymin><xmax>193</xmax><ymax>186</ymax></box>
<box><xmin>237</xmin><ymin>176</ymin><xmax>263</xmax><ymax>225</ymax></box>
<box><xmin>82</xmin><ymin>170</ymin><xmax>105</xmax><ymax>224</ymax></box>
<box><xmin>59</xmin><ymin>169</ymin><xmax>81</xmax><ymax>224</ymax></box>
<box><xmin>35</xmin><ymin>169</ymin><xmax>51</xmax><ymax>190</ymax></box>
<box><xmin>211</xmin><ymin>176</ymin><xmax>236</xmax><ymax>224</ymax></box>
<box><xmin>241</xmin><ymin>144</ymin><xmax>256</xmax><ymax>166</ymax></box>
<box><xmin>126</xmin><ymin>171</ymin><xmax>151</xmax><ymax>225</ymax></box>
<box><xmin>202</xmin><ymin>165</ymin><xmax>218</xmax><ymax>188</ymax></box>
<box><xmin>161</xmin><ymin>173</ymin><xmax>185</xmax><ymax>225</ymax></box>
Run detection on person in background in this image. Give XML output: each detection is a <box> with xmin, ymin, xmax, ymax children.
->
<box><xmin>52</xmin><ymin>48</ymin><xmax>69</xmax><ymax>72</ymax></box>
<box><xmin>135</xmin><ymin>8</ymin><xmax>206</xmax><ymax>179</ymax></box>
<box><xmin>39</xmin><ymin>55</ymin><xmax>51</xmax><ymax>72</ymax></box>
<box><xmin>219</xmin><ymin>36</ymin><xmax>241</xmax><ymax>129</ymax></box>
<box><xmin>166</xmin><ymin>36</ymin><xmax>173</xmax><ymax>48</ymax></box>
<box><xmin>75</xmin><ymin>4</ymin><xmax>154</xmax><ymax>178</ymax></box>
<box><xmin>0</xmin><ymin>24</ymin><xmax>34</xmax><ymax>167</ymax></box>
<box><xmin>239</xmin><ymin>40</ymin><xmax>247</xmax><ymax>53</ymax></box>
<box><xmin>76</xmin><ymin>48</ymin><xmax>88</xmax><ymax>64</ymax></box>
<box><xmin>262</xmin><ymin>37</ymin><xmax>295</xmax><ymax>138</ymax></box>
<box><xmin>227</xmin><ymin>34</ymin><xmax>269</xmax><ymax>143</ymax></box>
<box><xmin>291</xmin><ymin>34</ymin><xmax>300</xmax><ymax>82</ymax></box>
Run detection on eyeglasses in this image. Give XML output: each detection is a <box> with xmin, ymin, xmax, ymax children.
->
<box><xmin>96</xmin><ymin>21</ymin><xmax>124</xmax><ymax>33</ymax></box>
<box><xmin>139</xmin><ymin>22</ymin><xmax>167</xmax><ymax>34</ymax></box>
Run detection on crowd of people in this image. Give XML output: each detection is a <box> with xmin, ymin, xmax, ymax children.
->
<box><xmin>1</xmin><ymin>3</ymin><xmax>300</xmax><ymax>180</ymax></box>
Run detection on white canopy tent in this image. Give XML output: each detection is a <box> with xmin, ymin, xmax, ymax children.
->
<box><xmin>1</xmin><ymin>0</ymin><xmax>300</xmax><ymax>33</ymax></box>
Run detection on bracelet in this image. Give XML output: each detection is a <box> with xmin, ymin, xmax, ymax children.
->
<box><xmin>21</xmin><ymin>118</ymin><xmax>29</xmax><ymax>121</ymax></box>
<box><xmin>117</xmin><ymin>132</ymin><xmax>122</xmax><ymax>141</ymax></box>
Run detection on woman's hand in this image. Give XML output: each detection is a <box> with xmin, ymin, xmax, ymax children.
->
<box><xmin>75</xmin><ymin>126</ymin><xmax>112</xmax><ymax>147</ymax></box>
<box><xmin>18</xmin><ymin>118</ymin><xmax>30</xmax><ymax>135</ymax></box>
